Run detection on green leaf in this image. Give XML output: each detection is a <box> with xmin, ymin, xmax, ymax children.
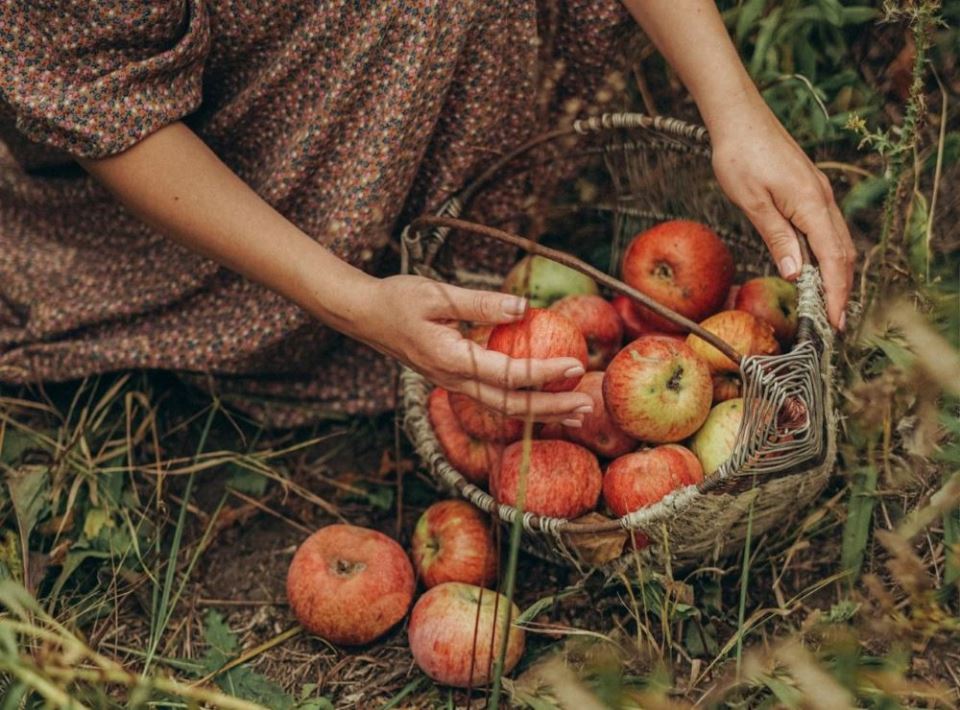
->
<box><xmin>83</xmin><ymin>508</ymin><xmax>114</xmax><ymax>540</ymax></box>
<box><xmin>0</xmin><ymin>427</ymin><xmax>52</xmax><ymax>467</ymax></box>
<box><xmin>202</xmin><ymin>610</ymin><xmax>239</xmax><ymax>666</ymax></box>
<box><xmin>906</xmin><ymin>191</ymin><xmax>930</xmax><ymax>279</ymax></box>
<box><xmin>735</xmin><ymin>0</ymin><xmax>768</xmax><ymax>43</ymax></box>
<box><xmin>760</xmin><ymin>673</ymin><xmax>803</xmax><ymax>707</ymax></box>
<box><xmin>841</xmin><ymin>176</ymin><xmax>891</xmax><ymax>218</ymax></box>
<box><xmin>840</xmin><ymin>6</ymin><xmax>880</xmax><ymax>25</ymax></box>
<box><xmin>7</xmin><ymin>466</ymin><xmax>49</xmax><ymax>549</ymax></box>
<box><xmin>750</xmin><ymin>7</ymin><xmax>783</xmax><ymax>76</ymax></box>
<box><xmin>841</xmin><ymin>464</ymin><xmax>879</xmax><ymax>580</ymax></box>
<box><xmin>226</xmin><ymin>463</ymin><xmax>269</xmax><ymax>497</ymax></box>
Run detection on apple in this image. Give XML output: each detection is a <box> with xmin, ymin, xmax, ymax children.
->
<box><xmin>734</xmin><ymin>276</ymin><xmax>799</xmax><ymax>347</ymax></box>
<box><xmin>411</xmin><ymin>500</ymin><xmax>498</xmax><ymax>589</ymax></box>
<box><xmin>602</xmin><ymin>445</ymin><xmax>704</xmax><ymax>548</ymax></box>
<box><xmin>564</xmin><ymin>372</ymin><xmax>636</xmax><ymax>458</ymax></box>
<box><xmin>536</xmin><ymin>421</ymin><xmax>566</xmax><ymax>439</ymax></box>
<box><xmin>286</xmin><ymin>524</ymin><xmax>415</xmax><ymax>645</ymax></box>
<box><xmin>487</xmin><ymin>308</ymin><xmax>588</xmax><ymax>392</ymax></box>
<box><xmin>429</xmin><ymin>389</ymin><xmax>502</xmax><ymax>484</ymax></box>
<box><xmin>712</xmin><ymin>373</ymin><xmax>742</xmax><ymax>403</ymax></box>
<box><xmin>448</xmin><ymin>392</ymin><xmax>525</xmax><ymax>443</ymax></box>
<box><xmin>686</xmin><ymin>310</ymin><xmax>780</xmax><ymax>374</ymax></box>
<box><xmin>620</xmin><ymin>220</ymin><xmax>734</xmax><ymax>333</ymax></box>
<box><xmin>463</xmin><ymin>323</ymin><xmax>494</xmax><ymax>347</ymax></box>
<box><xmin>502</xmin><ymin>254</ymin><xmax>599</xmax><ymax>307</ymax></box>
<box><xmin>408</xmin><ymin>582</ymin><xmax>525</xmax><ymax>687</ymax></box>
<box><xmin>602</xmin><ymin>335</ymin><xmax>713</xmax><ymax>443</ymax></box>
<box><xmin>610</xmin><ymin>294</ymin><xmax>655</xmax><ymax>341</ymax></box>
<box><xmin>491</xmin><ymin>440</ymin><xmax>602</xmax><ymax>518</ymax></box>
<box><xmin>550</xmin><ymin>294</ymin><xmax>623</xmax><ymax>370</ymax></box>
<box><xmin>689</xmin><ymin>398</ymin><xmax>744</xmax><ymax>475</ymax></box>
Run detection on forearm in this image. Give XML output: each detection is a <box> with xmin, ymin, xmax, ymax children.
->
<box><xmin>79</xmin><ymin>122</ymin><xmax>375</xmax><ymax>336</ymax></box>
<box><xmin>620</xmin><ymin>1</ymin><xmax>770</xmax><ymax>137</ymax></box>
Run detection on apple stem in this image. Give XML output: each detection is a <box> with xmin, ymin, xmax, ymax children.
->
<box><xmin>410</xmin><ymin>215</ymin><xmax>745</xmax><ymax>365</ymax></box>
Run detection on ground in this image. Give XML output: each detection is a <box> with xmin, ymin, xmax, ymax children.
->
<box><xmin>2</xmin><ymin>2</ymin><xmax>960</xmax><ymax>708</ymax></box>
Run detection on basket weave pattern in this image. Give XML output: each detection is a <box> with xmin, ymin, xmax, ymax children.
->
<box><xmin>400</xmin><ymin>113</ymin><xmax>837</xmax><ymax>573</ymax></box>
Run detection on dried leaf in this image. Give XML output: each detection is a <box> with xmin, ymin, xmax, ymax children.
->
<box><xmin>563</xmin><ymin>513</ymin><xmax>627</xmax><ymax>566</ymax></box>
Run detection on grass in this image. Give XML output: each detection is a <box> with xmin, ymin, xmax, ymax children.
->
<box><xmin>2</xmin><ymin>1</ymin><xmax>960</xmax><ymax>707</ymax></box>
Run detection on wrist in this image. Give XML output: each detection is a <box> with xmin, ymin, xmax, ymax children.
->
<box><xmin>292</xmin><ymin>243</ymin><xmax>381</xmax><ymax>337</ymax></box>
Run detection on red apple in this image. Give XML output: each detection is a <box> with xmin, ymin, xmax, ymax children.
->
<box><xmin>487</xmin><ymin>308</ymin><xmax>588</xmax><ymax>392</ymax></box>
<box><xmin>536</xmin><ymin>422</ymin><xmax>566</xmax><ymax>439</ymax></box>
<box><xmin>620</xmin><ymin>220</ymin><xmax>734</xmax><ymax>333</ymax></box>
<box><xmin>411</xmin><ymin>500</ymin><xmax>498</xmax><ymax>589</ymax></box>
<box><xmin>603</xmin><ymin>445</ymin><xmax>704</xmax><ymax>516</ymax></box>
<box><xmin>550</xmin><ymin>294</ymin><xmax>623</xmax><ymax>370</ymax></box>
<box><xmin>689</xmin><ymin>398</ymin><xmax>744</xmax><ymax>475</ymax></box>
<box><xmin>286</xmin><ymin>524</ymin><xmax>415</xmax><ymax>645</ymax></box>
<box><xmin>491</xmin><ymin>440</ymin><xmax>602</xmax><ymax>518</ymax></box>
<box><xmin>429</xmin><ymin>389</ymin><xmax>502</xmax><ymax>484</ymax></box>
<box><xmin>712</xmin><ymin>373</ymin><xmax>742</xmax><ymax>403</ymax></box>
<box><xmin>734</xmin><ymin>276</ymin><xmax>799</xmax><ymax>347</ymax></box>
<box><xmin>565</xmin><ymin>372</ymin><xmax>636</xmax><ymax>458</ymax></box>
<box><xmin>602</xmin><ymin>335</ymin><xmax>713</xmax><ymax>443</ymax></box>
<box><xmin>686</xmin><ymin>310</ymin><xmax>780</xmax><ymax>374</ymax></box>
<box><xmin>603</xmin><ymin>445</ymin><xmax>704</xmax><ymax>548</ymax></box>
<box><xmin>611</xmin><ymin>294</ymin><xmax>656</xmax><ymax>341</ymax></box>
<box><xmin>448</xmin><ymin>392</ymin><xmax>525</xmax><ymax>443</ymax></box>
<box><xmin>408</xmin><ymin>582</ymin><xmax>525</xmax><ymax>687</ymax></box>
<box><xmin>502</xmin><ymin>254</ymin><xmax>599</xmax><ymax>307</ymax></box>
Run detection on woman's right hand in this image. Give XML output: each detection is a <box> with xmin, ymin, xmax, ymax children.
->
<box><xmin>352</xmin><ymin>275</ymin><xmax>594</xmax><ymax>426</ymax></box>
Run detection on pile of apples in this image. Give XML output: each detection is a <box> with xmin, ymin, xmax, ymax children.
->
<box><xmin>286</xmin><ymin>504</ymin><xmax>521</xmax><ymax>688</ymax></box>
<box><xmin>430</xmin><ymin>219</ymin><xmax>799</xmax><ymax>527</ymax></box>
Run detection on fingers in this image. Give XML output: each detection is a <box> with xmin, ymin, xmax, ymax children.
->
<box><xmin>422</xmin><ymin>282</ymin><xmax>527</xmax><ymax>324</ymax></box>
<box><xmin>457</xmin><ymin>380</ymin><xmax>593</xmax><ymax>422</ymax></box>
<box><xmin>456</xmin><ymin>341</ymin><xmax>586</xmax><ymax>391</ymax></box>
<box><xmin>743</xmin><ymin>197</ymin><xmax>803</xmax><ymax>280</ymax></box>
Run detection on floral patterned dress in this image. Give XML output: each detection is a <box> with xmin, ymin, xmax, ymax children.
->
<box><xmin>0</xmin><ymin>0</ymin><xmax>630</xmax><ymax>426</ymax></box>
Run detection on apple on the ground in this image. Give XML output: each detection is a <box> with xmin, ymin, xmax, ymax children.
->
<box><xmin>565</xmin><ymin>371</ymin><xmax>636</xmax><ymax>458</ymax></box>
<box><xmin>550</xmin><ymin>294</ymin><xmax>623</xmax><ymax>370</ymax></box>
<box><xmin>686</xmin><ymin>310</ymin><xmax>780</xmax><ymax>374</ymax></box>
<box><xmin>286</xmin><ymin>524</ymin><xmax>415</xmax><ymax>645</ymax></box>
<box><xmin>411</xmin><ymin>500</ymin><xmax>497</xmax><ymax>588</ymax></box>
<box><xmin>502</xmin><ymin>254</ymin><xmax>599</xmax><ymax>307</ymax></box>
<box><xmin>429</xmin><ymin>388</ymin><xmax>502</xmax><ymax>484</ymax></box>
<box><xmin>408</xmin><ymin>582</ymin><xmax>525</xmax><ymax>687</ymax></box>
<box><xmin>620</xmin><ymin>220</ymin><xmax>734</xmax><ymax>333</ymax></box>
<box><xmin>602</xmin><ymin>335</ymin><xmax>713</xmax><ymax>443</ymax></box>
<box><xmin>491</xmin><ymin>440</ymin><xmax>602</xmax><ymax>518</ymax></box>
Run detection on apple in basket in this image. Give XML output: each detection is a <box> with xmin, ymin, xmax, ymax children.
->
<box><xmin>429</xmin><ymin>388</ymin><xmax>502</xmax><ymax>484</ymax></box>
<box><xmin>286</xmin><ymin>524</ymin><xmax>415</xmax><ymax>645</ymax></box>
<box><xmin>550</xmin><ymin>294</ymin><xmax>623</xmax><ymax>370</ymax></box>
<box><xmin>502</xmin><ymin>254</ymin><xmax>599</xmax><ymax>307</ymax></box>
<box><xmin>611</xmin><ymin>294</ymin><xmax>656</xmax><ymax>341</ymax></box>
<box><xmin>491</xmin><ymin>440</ymin><xmax>602</xmax><ymax>519</ymax></box>
<box><xmin>411</xmin><ymin>500</ymin><xmax>498</xmax><ymax>588</ymax></box>
<box><xmin>602</xmin><ymin>335</ymin><xmax>713</xmax><ymax>443</ymax></box>
<box><xmin>447</xmin><ymin>392</ymin><xmax>525</xmax><ymax>443</ymax></box>
<box><xmin>734</xmin><ymin>276</ymin><xmax>799</xmax><ymax>348</ymax></box>
<box><xmin>564</xmin><ymin>371</ymin><xmax>636</xmax><ymax>458</ymax></box>
<box><xmin>487</xmin><ymin>308</ymin><xmax>588</xmax><ymax>392</ymax></box>
<box><xmin>620</xmin><ymin>220</ymin><xmax>734</xmax><ymax>333</ymax></box>
<box><xmin>689</xmin><ymin>398</ymin><xmax>744</xmax><ymax>475</ymax></box>
<box><xmin>408</xmin><ymin>582</ymin><xmax>525</xmax><ymax>688</ymax></box>
<box><xmin>712</xmin><ymin>373</ymin><xmax>742</xmax><ymax>403</ymax></box>
<box><xmin>686</xmin><ymin>310</ymin><xmax>780</xmax><ymax>374</ymax></box>
<box><xmin>602</xmin><ymin>445</ymin><xmax>704</xmax><ymax>548</ymax></box>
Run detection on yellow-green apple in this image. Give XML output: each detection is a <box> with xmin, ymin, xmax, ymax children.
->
<box><xmin>286</xmin><ymin>524</ymin><xmax>414</xmax><ymax>645</ymax></box>
<box><xmin>408</xmin><ymin>582</ymin><xmax>524</xmax><ymax>687</ymax></box>
<box><xmin>712</xmin><ymin>373</ymin><xmax>742</xmax><ymax>403</ymax></box>
<box><xmin>487</xmin><ymin>308</ymin><xmax>588</xmax><ymax>392</ymax></box>
<box><xmin>429</xmin><ymin>389</ymin><xmax>502</xmax><ymax>484</ymax></box>
<box><xmin>686</xmin><ymin>310</ymin><xmax>780</xmax><ymax>374</ymax></box>
<box><xmin>550</xmin><ymin>294</ymin><xmax>623</xmax><ymax>370</ymax></box>
<box><xmin>491</xmin><ymin>440</ymin><xmax>602</xmax><ymax>518</ymax></box>
<box><xmin>620</xmin><ymin>220</ymin><xmax>734</xmax><ymax>333</ymax></box>
<box><xmin>411</xmin><ymin>500</ymin><xmax>497</xmax><ymax>589</ymax></box>
<box><xmin>689</xmin><ymin>398</ymin><xmax>744</xmax><ymax>475</ymax></box>
<box><xmin>602</xmin><ymin>335</ymin><xmax>713</xmax><ymax>443</ymax></box>
<box><xmin>448</xmin><ymin>392</ymin><xmax>525</xmax><ymax>443</ymax></box>
<box><xmin>602</xmin><ymin>445</ymin><xmax>704</xmax><ymax>547</ymax></box>
<box><xmin>565</xmin><ymin>372</ymin><xmax>636</xmax><ymax>458</ymax></box>
<box><xmin>502</xmin><ymin>254</ymin><xmax>599</xmax><ymax>307</ymax></box>
<box><xmin>734</xmin><ymin>276</ymin><xmax>799</xmax><ymax>347</ymax></box>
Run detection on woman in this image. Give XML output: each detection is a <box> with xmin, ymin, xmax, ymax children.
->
<box><xmin>0</xmin><ymin>1</ymin><xmax>854</xmax><ymax>428</ymax></box>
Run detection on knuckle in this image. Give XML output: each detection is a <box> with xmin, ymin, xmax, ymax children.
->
<box><xmin>472</xmin><ymin>292</ymin><xmax>495</xmax><ymax>321</ymax></box>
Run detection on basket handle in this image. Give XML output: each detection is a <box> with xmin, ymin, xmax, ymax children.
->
<box><xmin>409</xmin><ymin>214</ymin><xmax>745</xmax><ymax>366</ymax></box>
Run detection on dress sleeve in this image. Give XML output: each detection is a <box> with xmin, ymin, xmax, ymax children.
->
<box><xmin>0</xmin><ymin>0</ymin><xmax>210</xmax><ymax>159</ymax></box>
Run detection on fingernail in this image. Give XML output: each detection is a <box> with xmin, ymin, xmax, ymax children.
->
<box><xmin>562</xmin><ymin>418</ymin><xmax>583</xmax><ymax>428</ymax></box>
<box><xmin>501</xmin><ymin>296</ymin><xmax>527</xmax><ymax>317</ymax></box>
<box><xmin>574</xmin><ymin>404</ymin><xmax>593</xmax><ymax>414</ymax></box>
<box><xmin>564</xmin><ymin>365</ymin><xmax>585</xmax><ymax>379</ymax></box>
<box><xmin>838</xmin><ymin>312</ymin><xmax>847</xmax><ymax>332</ymax></box>
<box><xmin>779</xmin><ymin>256</ymin><xmax>798</xmax><ymax>279</ymax></box>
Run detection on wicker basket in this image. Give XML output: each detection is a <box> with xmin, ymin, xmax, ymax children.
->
<box><xmin>400</xmin><ymin>113</ymin><xmax>837</xmax><ymax>574</ymax></box>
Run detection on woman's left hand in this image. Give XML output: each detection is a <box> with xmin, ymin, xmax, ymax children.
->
<box><xmin>708</xmin><ymin>102</ymin><xmax>856</xmax><ymax>330</ymax></box>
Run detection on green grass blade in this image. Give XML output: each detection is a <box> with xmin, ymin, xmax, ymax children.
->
<box><xmin>840</xmin><ymin>462</ymin><xmax>879</xmax><ymax>581</ymax></box>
